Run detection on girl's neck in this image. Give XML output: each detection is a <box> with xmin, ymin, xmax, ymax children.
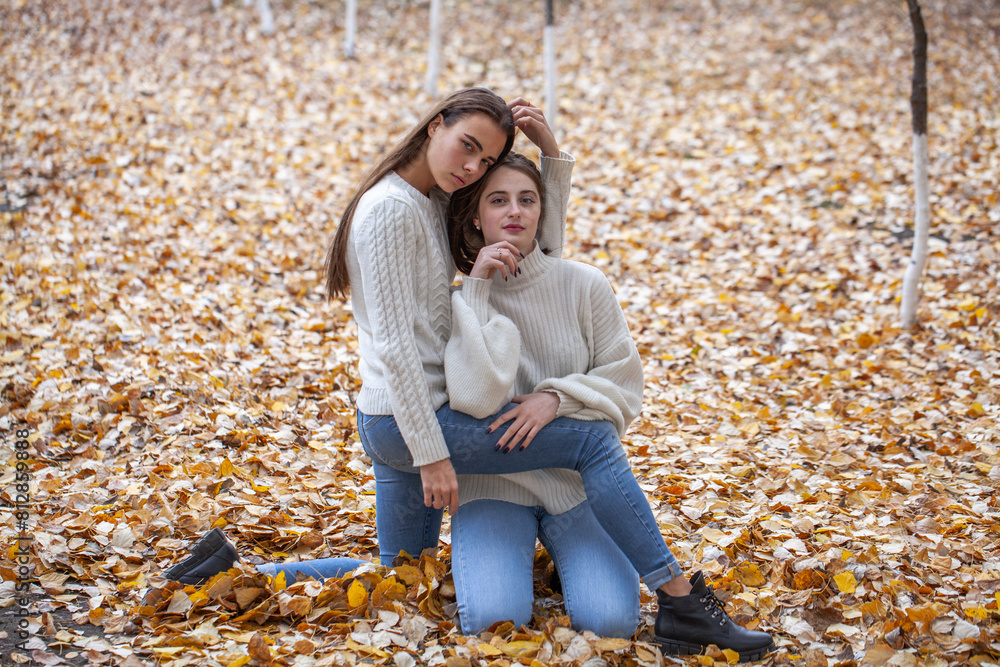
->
<box><xmin>396</xmin><ymin>152</ymin><xmax>434</xmax><ymax>196</ymax></box>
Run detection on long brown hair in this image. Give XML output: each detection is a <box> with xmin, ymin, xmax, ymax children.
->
<box><xmin>447</xmin><ymin>152</ymin><xmax>545</xmax><ymax>276</ymax></box>
<box><xmin>324</xmin><ymin>88</ymin><xmax>516</xmax><ymax>299</ymax></box>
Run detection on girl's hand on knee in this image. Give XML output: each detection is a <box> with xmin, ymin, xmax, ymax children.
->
<box><xmin>420</xmin><ymin>459</ymin><xmax>459</xmax><ymax>514</ymax></box>
<box><xmin>488</xmin><ymin>392</ymin><xmax>560</xmax><ymax>453</ymax></box>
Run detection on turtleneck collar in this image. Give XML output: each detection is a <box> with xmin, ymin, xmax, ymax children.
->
<box><xmin>493</xmin><ymin>240</ymin><xmax>557</xmax><ymax>291</ymax></box>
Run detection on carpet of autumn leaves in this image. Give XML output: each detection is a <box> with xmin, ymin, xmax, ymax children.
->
<box><xmin>2</xmin><ymin>0</ymin><xmax>999</xmax><ymax>666</ymax></box>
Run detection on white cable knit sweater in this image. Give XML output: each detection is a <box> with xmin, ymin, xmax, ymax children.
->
<box><xmin>346</xmin><ymin>153</ymin><xmax>575</xmax><ymax>466</ymax></box>
<box><xmin>446</xmin><ymin>245</ymin><xmax>644</xmax><ymax>514</ymax></box>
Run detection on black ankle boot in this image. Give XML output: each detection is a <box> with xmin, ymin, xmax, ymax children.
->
<box><xmin>164</xmin><ymin>528</ymin><xmax>239</xmax><ymax>585</ymax></box>
<box><xmin>655</xmin><ymin>572</ymin><xmax>775</xmax><ymax>662</ymax></box>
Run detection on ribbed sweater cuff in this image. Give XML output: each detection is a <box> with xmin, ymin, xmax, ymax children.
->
<box><xmin>408</xmin><ymin>433</ymin><xmax>451</xmax><ymax>468</ymax></box>
<box><xmin>461</xmin><ymin>277</ymin><xmax>493</xmax><ymax>324</ymax></box>
<box><xmin>541</xmin><ymin>151</ymin><xmax>575</xmax><ymax>171</ymax></box>
<box><xmin>549</xmin><ymin>388</ymin><xmax>586</xmax><ymax>418</ymax></box>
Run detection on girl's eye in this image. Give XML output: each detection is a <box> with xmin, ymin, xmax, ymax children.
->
<box><xmin>521</xmin><ymin>197</ymin><xmax>536</xmax><ymax>205</ymax></box>
<box><xmin>463</xmin><ymin>141</ymin><xmax>473</xmax><ymax>150</ymax></box>
<box><xmin>491</xmin><ymin>197</ymin><xmax>506</xmax><ymax>205</ymax></box>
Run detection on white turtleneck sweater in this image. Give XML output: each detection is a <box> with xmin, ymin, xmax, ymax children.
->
<box><xmin>446</xmin><ymin>244</ymin><xmax>644</xmax><ymax>514</ymax></box>
<box><xmin>347</xmin><ymin>153</ymin><xmax>575</xmax><ymax>466</ymax></box>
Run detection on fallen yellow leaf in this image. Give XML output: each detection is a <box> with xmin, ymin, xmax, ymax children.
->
<box><xmin>964</xmin><ymin>605</ymin><xmax>988</xmax><ymax>621</ymax></box>
<box><xmin>734</xmin><ymin>563</ymin><xmax>767</xmax><ymax>587</ymax></box>
<box><xmin>347</xmin><ymin>579</ymin><xmax>368</xmax><ymax>608</ymax></box>
<box><xmin>834</xmin><ymin>571</ymin><xmax>857</xmax><ymax>594</ymax></box>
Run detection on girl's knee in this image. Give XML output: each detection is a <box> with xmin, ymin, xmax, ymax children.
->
<box><xmin>460</xmin><ymin>599</ymin><xmax>532</xmax><ymax>635</ymax></box>
<box><xmin>563</xmin><ymin>576</ymin><xmax>639</xmax><ymax>638</ymax></box>
<box><xmin>569</xmin><ymin>603</ymin><xmax>639</xmax><ymax>638</ymax></box>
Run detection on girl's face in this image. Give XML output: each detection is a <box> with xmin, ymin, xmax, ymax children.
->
<box><xmin>475</xmin><ymin>167</ymin><xmax>540</xmax><ymax>256</ymax></box>
<box><xmin>426</xmin><ymin>112</ymin><xmax>507</xmax><ymax>194</ymax></box>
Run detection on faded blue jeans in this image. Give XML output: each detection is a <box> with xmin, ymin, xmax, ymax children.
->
<box><xmin>358</xmin><ymin>404</ymin><xmax>683</xmax><ymax>591</ymax></box>
<box><xmin>452</xmin><ymin>499</ymin><xmax>640</xmax><ymax>637</ymax></box>
<box><xmin>256</xmin><ymin>558</ymin><xmax>367</xmax><ymax>582</ymax></box>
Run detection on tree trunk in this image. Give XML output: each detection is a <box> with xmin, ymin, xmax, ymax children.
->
<box><xmin>544</xmin><ymin>0</ymin><xmax>556</xmax><ymax>130</ymax></box>
<box><xmin>255</xmin><ymin>0</ymin><xmax>275</xmax><ymax>36</ymax></box>
<box><xmin>426</xmin><ymin>0</ymin><xmax>442</xmax><ymax>96</ymax></box>
<box><xmin>899</xmin><ymin>0</ymin><xmax>930</xmax><ymax>330</ymax></box>
<box><xmin>345</xmin><ymin>0</ymin><xmax>357</xmax><ymax>58</ymax></box>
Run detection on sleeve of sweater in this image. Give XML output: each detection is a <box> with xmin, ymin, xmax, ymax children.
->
<box><xmin>445</xmin><ymin>278</ymin><xmax>520</xmax><ymax>419</ymax></box>
<box><xmin>534</xmin><ymin>273</ymin><xmax>644</xmax><ymax>436</ymax></box>
<box><xmin>353</xmin><ymin>198</ymin><xmax>450</xmax><ymax>466</ymax></box>
<box><xmin>536</xmin><ymin>151</ymin><xmax>575</xmax><ymax>259</ymax></box>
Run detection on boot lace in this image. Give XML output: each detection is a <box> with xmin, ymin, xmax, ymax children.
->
<box><xmin>699</xmin><ymin>589</ymin><xmax>730</xmax><ymax>627</ymax></box>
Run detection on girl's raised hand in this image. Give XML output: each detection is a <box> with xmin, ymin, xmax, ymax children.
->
<box><xmin>507</xmin><ymin>98</ymin><xmax>559</xmax><ymax>158</ymax></box>
<box><xmin>469</xmin><ymin>241</ymin><xmax>522</xmax><ymax>281</ymax></box>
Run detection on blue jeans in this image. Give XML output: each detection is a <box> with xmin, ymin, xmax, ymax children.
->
<box><xmin>452</xmin><ymin>499</ymin><xmax>640</xmax><ymax>637</ymax></box>
<box><xmin>358</xmin><ymin>404</ymin><xmax>683</xmax><ymax>590</ymax></box>
<box><xmin>255</xmin><ymin>558</ymin><xmax>367</xmax><ymax>581</ymax></box>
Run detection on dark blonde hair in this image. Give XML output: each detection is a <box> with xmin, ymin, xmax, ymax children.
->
<box><xmin>447</xmin><ymin>152</ymin><xmax>545</xmax><ymax>276</ymax></box>
<box><xmin>324</xmin><ymin>88</ymin><xmax>516</xmax><ymax>299</ymax></box>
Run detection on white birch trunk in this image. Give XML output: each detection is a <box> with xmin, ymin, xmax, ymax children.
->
<box><xmin>544</xmin><ymin>24</ymin><xmax>556</xmax><ymax>131</ymax></box>
<box><xmin>900</xmin><ymin>133</ymin><xmax>930</xmax><ymax>328</ymax></box>
<box><xmin>544</xmin><ymin>0</ymin><xmax>556</xmax><ymax>130</ymax></box>
<box><xmin>900</xmin><ymin>0</ymin><xmax>929</xmax><ymax>330</ymax></box>
<box><xmin>345</xmin><ymin>0</ymin><xmax>358</xmax><ymax>58</ymax></box>
<box><xmin>426</xmin><ymin>0</ymin><xmax>442</xmax><ymax>97</ymax></box>
<box><xmin>256</xmin><ymin>0</ymin><xmax>275</xmax><ymax>36</ymax></box>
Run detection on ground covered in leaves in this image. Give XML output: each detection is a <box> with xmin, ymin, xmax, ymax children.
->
<box><xmin>2</xmin><ymin>0</ymin><xmax>999</xmax><ymax>666</ymax></box>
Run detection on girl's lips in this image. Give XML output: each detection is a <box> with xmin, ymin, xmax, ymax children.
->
<box><xmin>452</xmin><ymin>174</ymin><xmax>466</xmax><ymax>187</ymax></box>
<box><xmin>503</xmin><ymin>224</ymin><xmax>525</xmax><ymax>231</ymax></box>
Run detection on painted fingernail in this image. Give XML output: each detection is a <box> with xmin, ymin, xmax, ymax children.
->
<box><xmin>519</xmin><ymin>252</ymin><xmax>525</xmax><ymax>258</ymax></box>
<box><xmin>486</xmin><ymin>427</ymin><xmax>493</xmax><ymax>434</ymax></box>
<box><xmin>495</xmin><ymin>443</ymin><xmax>502</xmax><ymax>451</ymax></box>
<box><xmin>502</xmin><ymin>447</ymin><xmax>510</xmax><ymax>454</ymax></box>
<box><xmin>519</xmin><ymin>444</ymin><xmax>527</xmax><ymax>451</ymax></box>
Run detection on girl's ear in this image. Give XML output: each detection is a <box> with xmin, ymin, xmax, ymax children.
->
<box><xmin>473</xmin><ymin>216</ymin><xmax>481</xmax><ymax>231</ymax></box>
<box><xmin>427</xmin><ymin>114</ymin><xmax>444</xmax><ymax>137</ymax></box>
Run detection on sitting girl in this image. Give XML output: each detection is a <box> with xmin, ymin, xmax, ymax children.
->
<box><xmin>441</xmin><ymin>152</ymin><xmax>774</xmax><ymax>660</ymax></box>
<box><xmin>444</xmin><ymin>152</ymin><xmax>642</xmax><ymax>637</ymax></box>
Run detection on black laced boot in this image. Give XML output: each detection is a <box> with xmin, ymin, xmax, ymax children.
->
<box><xmin>655</xmin><ymin>572</ymin><xmax>775</xmax><ymax>662</ymax></box>
<box><xmin>164</xmin><ymin>528</ymin><xmax>239</xmax><ymax>585</ymax></box>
